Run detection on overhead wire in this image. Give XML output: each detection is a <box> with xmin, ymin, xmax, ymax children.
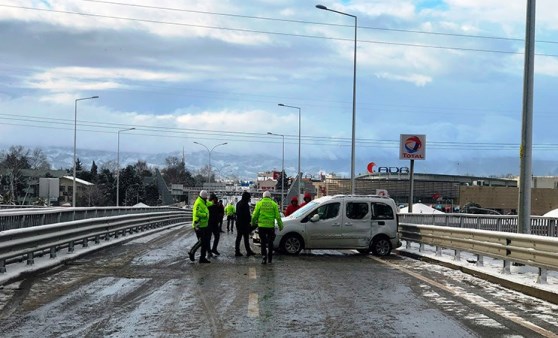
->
<box><xmin>1</xmin><ymin>3</ymin><xmax>557</xmax><ymax>57</ymax></box>
<box><xmin>2</xmin><ymin>113</ymin><xmax>558</xmax><ymax>151</ymax></box>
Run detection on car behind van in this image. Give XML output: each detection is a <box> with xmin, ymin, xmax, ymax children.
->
<box><xmin>273</xmin><ymin>194</ymin><xmax>400</xmax><ymax>256</ymax></box>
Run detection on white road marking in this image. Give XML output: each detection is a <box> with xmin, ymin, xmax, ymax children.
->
<box><xmin>249</xmin><ymin>267</ymin><xmax>257</xmax><ymax>280</ymax></box>
<box><xmin>372</xmin><ymin>256</ymin><xmax>558</xmax><ymax>338</ymax></box>
<box><xmin>248</xmin><ymin>293</ymin><xmax>259</xmax><ymax>318</ymax></box>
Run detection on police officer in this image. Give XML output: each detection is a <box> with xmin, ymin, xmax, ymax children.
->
<box><xmin>251</xmin><ymin>191</ymin><xmax>283</xmax><ymax>264</ymax></box>
<box><xmin>188</xmin><ymin>190</ymin><xmax>211</xmax><ymax>263</ymax></box>
<box><xmin>225</xmin><ymin>202</ymin><xmax>236</xmax><ymax>233</ymax></box>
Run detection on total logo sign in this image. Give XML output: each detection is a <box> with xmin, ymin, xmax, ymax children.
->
<box><xmin>400</xmin><ymin>134</ymin><xmax>426</xmax><ymax>160</ymax></box>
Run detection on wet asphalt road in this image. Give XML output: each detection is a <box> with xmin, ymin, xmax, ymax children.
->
<box><xmin>1</xmin><ymin>225</ymin><xmax>558</xmax><ymax>337</ymax></box>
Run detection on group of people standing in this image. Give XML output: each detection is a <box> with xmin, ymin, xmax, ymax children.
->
<box><xmin>284</xmin><ymin>192</ymin><xmax>312</xmax><ymax>216</ymax></box>
<box><xmin>188</xmin><ymin>190</ymin><xmax>283</xmax><ymax>265</ymax></box>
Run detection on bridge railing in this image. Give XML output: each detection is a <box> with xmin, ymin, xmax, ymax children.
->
<box><xmin>399</xmin><ymin>213</ymin><xmax>557</xmax><ymax>237</ymax></box>
<box><xmin>0</xmin><ymin>206</ymin><xmax>187</xmax><ymax>231</ymax></box>
<box><xmin>0</xmin><ymin>209</ymin><xmax>192</xmax><ymax>274</ymax></box>
<box><xmin>399</xmin><ymin>222</ymin><xmax>558</xmax><ymax>285</ymax></box>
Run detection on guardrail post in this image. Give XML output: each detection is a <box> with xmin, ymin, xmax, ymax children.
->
<box><xmin>476</xmin><ymin>254</ymin><xmax>484</xmax><ymax>267</ymax></box>
<box><xmin>459</xmin><ymin>216</ymin><xmax>464</xmax><ymax>228</ymax></box>
<box><xmin>83</xmin><ymin>238</ymin><xmax>89</xmax><ymax>248</ymax></box>
<box><xmin>536</xmin><ymin>268</ymin><xmax>548</xmax><ymax>284</ymax></box>
<box><xmin>419</xmin><ymin>243</ymin><xmax>424</xmax><ymax>252</ymax></box>
<box><xmin>27</xmin><ymin>252</ymin><xmax>34</xmax><ymax>265</ymax></box>
<box><xmin>502</xmin><ymin>260</ymin><xmax>511</xmax><ymax>274</ymax></box>
<box><xmin>0</xmin><ymin>260</ymin><xmax>6</xmax><ymax>273</ymax></box>
<box><xmin>95</xmin><ymin>235</ymin><xmax>101</xmax><ymax>244</ymax></box>
<box><xmin>454</xmin><ymin>250</ymin><xmax>461</xmax><ymax>261</ymax></box>
<box><xmin>68</xmin><ymin>241</ymin><xmax>74</xmax><ymax>253</ymax></box>
<box><xmin>50</xmin><ymin>247</ymin><xmax>57</xmax><ymax>259</ymax></box>
<box><xmin>435</xmin><ymin>246</ymin><xmax>442</xmax><ymax>257</ymax></box>
<box><xmin>497</xmin><ymin>218</ymin><xmax>502</xmax><ymax>232</ymax></box>
<box><xmin>41</xmin><ymin>213</ymin><xmax>46</xmax><ymax>226</ymax></box>
<box><xmin>550</xmin><ymin>219</ymin><xmax>556</xmax><ymax>237</ymax></box>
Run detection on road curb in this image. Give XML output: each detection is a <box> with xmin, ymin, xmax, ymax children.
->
<box><xmin>396</xmin><ymin>249</ymin><xmax>558</xmax><ymax>306</ymax></box>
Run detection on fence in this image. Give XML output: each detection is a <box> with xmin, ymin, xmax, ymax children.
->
<box><xmin>0</xmin><ymin>209</ymin><xmax>192</xmax><ymax>274</ymax></box>
<box><xmin>0</xmin><ymin>206</ymin><xmax>186</xmax><ymax>231</ymax></box>
<box><xmin>399</xmin><ymin>222</ymin><xmax>558</xmax><ymax>284</ymax></box>
<box><xmin>399</xmin><ymin>213</ymin><xmax>558</xmax><ymax>237</ymax></box>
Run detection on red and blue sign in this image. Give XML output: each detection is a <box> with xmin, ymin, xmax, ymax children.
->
<box><xmin>400</xmin><ymin>134</ymin><xmax>426</xmax><ymax>160</ymax></box>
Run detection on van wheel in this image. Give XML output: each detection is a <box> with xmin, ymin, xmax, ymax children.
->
<box><xmin>281</xmin><ymin>234</ymin><xmax>303</xmax><ymax>255</ymax></box>
<box><xmin>371</xmin><ymin>237</ymin><xmax>392</xmax><ymax>256</ymax></box>
<box><xmin>356</xmin><ymin>249</ymin><xmax>370</xmax><ymax>254</ymax></box>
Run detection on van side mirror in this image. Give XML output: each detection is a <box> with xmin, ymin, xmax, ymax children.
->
<box><xmin>310</xmin><ymin>214</ymin><xmax>320</xmax><ymax>222</ymax></box>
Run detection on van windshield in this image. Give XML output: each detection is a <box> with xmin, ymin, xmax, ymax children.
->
<box><xmin>288</xmin><ymin>201</ymin><xmax>318</xmax><ymax>219</ymax></box>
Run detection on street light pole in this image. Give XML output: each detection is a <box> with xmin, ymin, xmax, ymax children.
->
<box><xmin>193</xmin><ymin>141</ymin><xmax>228</xmax><ymax>189</ymax></box>
<box><xmin>316</xmin><ymin>4</ymin><xmax>358</xmax><ymax>195</ymax></box>
<box><xmin>267</xmin><ymin>132</ymin><xmax>285</xmax><ymax>210</ymax></box>
<box><xmin>278</xmin><ymin>103</ymin><xmax>301</xmax><ymax>197</ymax></box>
<box><xmin>73</xmin><ymin>95</ymin><xmax>99</xmax><ymax>207</ymax></box>
<box><xmin>116</xmin><ymin>127</ymin><xmax>136</xmax><ymax>207</ymax></box>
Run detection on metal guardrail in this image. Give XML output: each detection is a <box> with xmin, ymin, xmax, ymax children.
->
<box><xmin>399</xmin><ymin>223</ymin><xmax>558</xmax><ymax>284</ymax></box>
<box><xmin>399</xmin><ymin>213</ymin><xmax>558</xmax><ymax>237</ymax></box>
<box><xmin>0</xmin><ymin>206</ymin><xmax>187</xmax><ymax>231</ymax></box>
<box><xmin>0</xmin><ymin>210</ymin><xmax>192</xmax><ymax>274</ymax></box>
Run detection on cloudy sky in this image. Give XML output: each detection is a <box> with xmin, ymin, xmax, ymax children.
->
<box><xmin>1</xmin><ymin>0</ymin><xmax>558</xmax><ymax>177</ymax></box>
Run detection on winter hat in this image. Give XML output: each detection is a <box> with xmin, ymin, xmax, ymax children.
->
<box><xmin>209</xmin><ymin>193</ymin><xmax>218</xmax><ymax>201</ymax></box>
<box><xmin>291</xmin><ymin>196</ymin><xmax>298</xmax><ymax>202</ymax></box>
<box><xmin>263</xmin><ymin>191</ymin><xmax>271</xmax><ymax>198</ymax></box>
<box><xmin>242</xmin><ymin>191</ymin><xmax>251</xmax><ymax>200</ymax></box>
<box><xmin>199</xmin><ymin>190</ymin><xmax>208</xmax><ymax>199</ymax></box>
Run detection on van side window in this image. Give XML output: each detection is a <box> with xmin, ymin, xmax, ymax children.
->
<box><xmin>371</xmin><ymin>203</ymin><xmax>394</xmax><ymax>220</ymax></box>
<box><xmin>317</xmin><ymin>203</ymin><xmax>340</xmax><ymax>220</ymax></box>
<box><xmin>346</xmin><ymin>202</ymin><xmax>369</xmax><ymax>220</ymax></box>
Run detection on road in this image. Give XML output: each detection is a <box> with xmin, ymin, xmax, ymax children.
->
<box><xmin>1</xmin><ymin>225</ymin><xmax>558</xmax><ymax>337</ymax></box>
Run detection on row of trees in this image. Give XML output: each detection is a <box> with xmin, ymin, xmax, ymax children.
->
<box><xmin>0</xmin><ymin>146</ymin><xmax>221</xmax><ymax>206</ymax></box>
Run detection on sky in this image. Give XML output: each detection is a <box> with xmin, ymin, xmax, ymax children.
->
<box><xmin>1</xmin><ymin>0</ymin><xmax>558</xmax><ymax>178</ymax></box>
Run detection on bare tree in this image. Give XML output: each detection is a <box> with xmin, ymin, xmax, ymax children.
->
<box><xmin>29</xmin><ymin>148</ymin><xmax>51</xmax><ymax>170</ymax></box>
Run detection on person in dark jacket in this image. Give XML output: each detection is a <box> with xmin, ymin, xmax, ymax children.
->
<box><xmin>235</xmin><ymin>191</ymin><xmax>256</xmax><ymax>257</ymax></box>
<box><xmin>207</xmin><ymin>193</ymin><xmax>222</xmax><ymax>256</ymax></box>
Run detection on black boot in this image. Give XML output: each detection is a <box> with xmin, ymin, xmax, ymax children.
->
<box><xmin>235</xmin><ymin>252</ymin><xmax>243</xmax><ymax>257</ymax></box>
<box><xmin>261</xmin><ymin>257</ymin><xmax>267</xmax><ymax>264</ymax></box>
<box><xmin>188</xmin><ymin>252</ymin><xmax>195</xmax><ymax>262</ymax></box>
<box><xmin>268</xmin><ymin>254</ymin><xmax>272</xmax><ymax>264</ymax></box>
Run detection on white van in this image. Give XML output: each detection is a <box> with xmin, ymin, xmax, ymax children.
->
<box><xmin>273</xmin><ymin>194</ymin><xmax>400</xmax><ymax>256</ymax></box>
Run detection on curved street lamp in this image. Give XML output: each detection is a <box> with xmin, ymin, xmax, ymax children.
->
<box><xmin>278</xmin><ymin>103</ymin><xmax>301</xmax><ymax>197</ymax></box>
<box><xmin>73</xmin><ymin>95</ymin><xmax>99</xmax><ymax>207</ymax></box>
<box><xmin>194</xmin><ymin>141</ymin><xmax>228</xmax><ymax>189</ymax></box>
<box><xmin>267</xmin><ymin>132</ymin><xmax>285</xmax><ymax>210</ymax></box>
<box><xmin>116</xmin><ymin>127</ymin><xmax>136</xmax><ymax>206</ymax></box>
<box><xmin>316</xmin><ymin>4</ymin><xmax>358</xmax><ymax>194</ymax></box>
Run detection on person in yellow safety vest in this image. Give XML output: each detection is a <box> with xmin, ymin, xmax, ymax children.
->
<box><xmin>251</xmin><ymin>191</ymin><xmax>283</xmax><ymax>265</ymax></box>
<box><xmin>225</xmin><ymin>202</ymin><xmax>236</xmax><ymax>233</ymax></box>
<box><xmin>188</xmin><ymin>190</ymin><xmax>211</xmax><ymax>263</ymax></box>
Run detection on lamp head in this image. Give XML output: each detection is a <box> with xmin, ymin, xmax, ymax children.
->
<box><xmin>316</xmin><ymin>4</ymin><xmax>328</xmax><ymax>10</ymax></box>
<box><xmin>278</xmin><ymin>103</ymin><xmax>285</xmax><ymax>107</ymax></box>
<box><xmin>91</xmin><ymin>96</ymin><xmax>99</xmax><ymax>99</ymax></box>
<box><xmin>267</xmin><ymin>132</ymin><xmax>273</xmax><ymax>135</ymax></box>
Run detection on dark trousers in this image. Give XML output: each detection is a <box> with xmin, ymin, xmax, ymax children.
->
<box><xmin>189</xmin><ymin>227</ymin><xmax>211</xmax><ymax>260</ymax></box>
<box><xmin>235</xmin><ymin>230</ymin><xmax>252</xmax><ymax>254</ymax></box>
<box><xmin>227</xmin><ymin>216</ymin><xmax>235</xmax><ymax>231</ymax></box>
<box><xmin>211</xmin><ymin>227</ymin><xmax>220</xmax><ymax>251</ymax></box>
<box><xmin>259</xmin><ymin>227</ymin><xmax>275</xmax><ymax>262</ymax></box>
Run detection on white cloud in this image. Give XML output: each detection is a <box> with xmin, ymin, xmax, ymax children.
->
<box><xmin>375</xmin><ymin>72</ymin><xmax>432</xmax><ymax>86</ymax></box>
